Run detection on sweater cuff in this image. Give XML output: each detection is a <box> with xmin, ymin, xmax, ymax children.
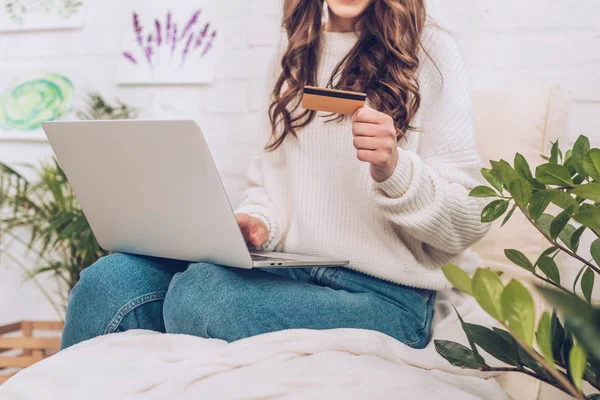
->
<box><xmin>234</xmin><ymin>206</ymin><xmax>278</xmax><ymax>251</ymax></box>
<box><xmin>373</xmin><ymin>148</ymin><xmax>416</xmax><ymax>198</ymax></box>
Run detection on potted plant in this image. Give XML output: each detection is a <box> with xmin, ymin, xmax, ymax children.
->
<box><xmin>438</xmin><ymin>136</ymin><xmax>600</xmax><ymax>399</ymax></box>
<box><xmin>0</xmin><ymin>92</ymin><xmax>138</xmax><ymax>317</ymax></box>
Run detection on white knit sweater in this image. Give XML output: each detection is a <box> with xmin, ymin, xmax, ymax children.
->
<box><xmin>235</xmin><ymin>27</ymin><xmax>489</xmax><ymax>290</ymax></box>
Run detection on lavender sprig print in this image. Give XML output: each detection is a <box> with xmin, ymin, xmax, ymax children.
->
<box><xmin>194</xmin><ymin>22</ymin><xmax>210</xmax><ymax>50</ymax></box>
<box><xmin>166</xmin><ymin>10</ymin><xmax>172</xmax><ymax>44</ymax></box>
<box><xmin>202</xmin><ymin>31</ymin><xmax>217</xmax><ymax>57</ymax></box>
<box><xmin>171</xmin><ymin>24</ymin><xmax>178</xmax><ymax>58</ymax></box>
<box><xmin>155</xmin><ymin>19</ymin><xmax>162</xmax><ymax>46</ymax></box>
<box><xmin>145</xmin><ymin>34</ymin><xmax>154</xmax><ymax>66</ymax></box>
<box><xmin>123</xmin><ymin>52</ymin><xmax>138</xmax><ymax>65</ymax></box>
<box><xmin>133</xmin><ymin>12</ymin><xmax>143</xmax><ymax>46</ymax></box>
<box><xmin>181</xmin><ymin>33</ymin><xmax>194</xmax><ymax>66</ymax></box>
<box><xmin>122</xmin><ymin>9</ymin><xmax>218</xmax><ymax>72</ymax></box>
<box><xmin>180</xmin><ymin>10</ymin><xmax>200</xmax><ymax>42</ymax></box>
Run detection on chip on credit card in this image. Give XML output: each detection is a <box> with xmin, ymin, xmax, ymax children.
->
<box><xmin>302</xmin><ymin>86</ymin><xmax>367</xmax><ymax>115</ymax></box>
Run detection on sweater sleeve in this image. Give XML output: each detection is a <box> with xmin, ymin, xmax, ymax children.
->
<box><xmin>235</xmin><ymin>151</ymin><xmax>283</xmax><ymax>251</ymax></box>
<box><xmin>372</xmin><ymin>29</ymin><xmax>490</xmax><ymax>255</ymax></box>
<box><xmin>234</xmin><ymin>36</ymin><xmax>287</xmax><ymax>251</ymax></box>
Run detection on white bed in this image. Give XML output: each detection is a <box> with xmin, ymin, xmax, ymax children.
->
<box><xmin>0</xmin><ymin>291</ymin><xmax>510</xmax><ymax>400</ymax></box>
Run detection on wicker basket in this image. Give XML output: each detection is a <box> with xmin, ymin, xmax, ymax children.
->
<box><xmin>0</xmin><ymin>321</ymin><xmax>63</xmax><ymax>384</ymax></box>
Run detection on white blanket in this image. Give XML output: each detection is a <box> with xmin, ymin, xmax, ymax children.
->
<box><xmin>0</xmin><ymin>291</ymin><xmax>509</xmax><ymax>400</ymax></box>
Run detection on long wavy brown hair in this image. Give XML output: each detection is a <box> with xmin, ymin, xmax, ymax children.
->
<box><xmin>267</xmin><ymin>0</ymin><xmax>427</xmax><ymax>151</ymax></box>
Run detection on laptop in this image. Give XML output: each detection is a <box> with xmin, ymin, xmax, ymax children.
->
<box><xmin>42</xmin><ymin>120</ymin><xmax>349</xmax><ymax>269</ymax></box>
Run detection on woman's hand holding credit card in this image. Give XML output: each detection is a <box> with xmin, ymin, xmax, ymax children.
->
<box><xmin>302</xmin><ymin>86</ymin><xmax>399</xmax><ymax>183</ymax></box>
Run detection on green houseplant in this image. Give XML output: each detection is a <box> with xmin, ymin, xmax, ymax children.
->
<box><xmin>437</xmin><ymin>136</ymin><xmax>600</xmax><ymax>399</ymax></box>
<box><xmin>0</xmin><ymin>92</ymin><xmax>138</xmax><ymax>316</ymax></box>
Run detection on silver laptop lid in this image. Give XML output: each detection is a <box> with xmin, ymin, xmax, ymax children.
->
<box><xmin>42</xmin><ymin>119</ymin><xmax>254</xmax><ymax>268</ymax></box>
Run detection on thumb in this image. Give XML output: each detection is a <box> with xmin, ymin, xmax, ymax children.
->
<box><xmin>249</xmin><ymin>219</ymin><xmax>269</xmax><ymax>247</ymax></box>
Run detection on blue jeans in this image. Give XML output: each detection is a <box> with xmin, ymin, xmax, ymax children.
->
<box><xmin>61</xmin><ymin>253</ymin><xmax>436</xmax><ymax>350</ymax></box>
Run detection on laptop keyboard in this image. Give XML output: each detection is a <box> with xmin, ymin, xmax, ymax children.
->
<box><xmin>251</xmin><ymin>255</ymin><xmax>296</xmax><ymax>262</ymax></box>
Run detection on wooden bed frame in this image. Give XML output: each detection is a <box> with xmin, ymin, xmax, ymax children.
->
<box><xmin>0</xmin><ymin>321</ymin><xmax>63</xmax><ymax>384</ymax></box>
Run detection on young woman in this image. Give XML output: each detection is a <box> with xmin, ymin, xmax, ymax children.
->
<box><xmin>61</xmin><ymin>0</ymin><xmax>488</xmax><ymax>350</ymax></box>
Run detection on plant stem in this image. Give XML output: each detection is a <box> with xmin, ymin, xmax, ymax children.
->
<box><xmin>532</xmin><ymin>272</ymin><xmax>573</xmax><ymax>295</ymax></box>
<box><xmin>572</xmin><ymin>265</ymin><xmax>587</xmax><ymax>294</ymax></box>
<box><xmin>508</xmin><ymin>329</ymin><xmax>584</xmax><ymax>400</ymax></box>
<box><xmin>482</xmin><ymin>366</ymin><xmax>559</xmax><ymax>387</ymax></box>
<box><xmin>517</xmin><ymin>205</ymin><xmax>600</xmax><ymax>276</ymax></box>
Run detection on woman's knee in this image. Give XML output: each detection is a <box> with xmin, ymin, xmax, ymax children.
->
<box><xmin>62</xmin><ymin>254</ymin><xmax>170</xmax><ymax>349</ymax></box>
<box><xmin>163</xmin><ymin>263</ymin><xmax>252</xmax><ymax>340</ymax></box>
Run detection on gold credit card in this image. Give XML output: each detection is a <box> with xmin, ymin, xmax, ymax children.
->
<box><xmin>302</xmin><ymin>86</ymin><xmax>367</xmax><ymax>115</ymax></box>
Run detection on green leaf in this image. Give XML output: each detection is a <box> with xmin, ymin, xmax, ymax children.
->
<box><xmin>570</xmin><ymin>226</ymin><xmax>586</xmax><ymax>253</ymax></box>
<box><xmin>569</xmin><ymin>343</ymin><xmax>586</xmax><ymax>392</ymax></box>
<box><xmin>536</xmin><ymin>311</ymin><xmax>555</xmax><ymax>368</ymax></box>
<box><xmin>442</xmin><ymin>264</ymin><xmax>473</xmax><ymax>296</ymax></box>
<box><xmin>469</xmin><ymin>186</ymin><xmax>499</xmax><ymax>198</ymax></box>
<box><xmin>528</xmin><ymin>191</ymin><xmax>552</xmax><ymax>221</ymax></box>
<box><xmin>504</xmin><ymin>249</ymin><xmax>534</xmax><ymax>272</ymax></box>
<box><xmin>536</xmin><ymin>164</ymin><xmax>574</xmax><ymax>186</ymax></box>
<box><xmin>548</xmin><ymin>190</ymin><xmax>579</xmax><ymax>211</ymax></box>
<box><xmin>481</xmin><ymin>168</ymin><xmax>504</xmax><ymax>193</ymax></box>
<box><xmin>493</xmin><ymin>327</ymin><xmax>550</xmax><ymax>377</ymax></box>
<box><xmin>515</xmin><ymin>153</ymin><xmax>533</xmax><ymax>179</ymax></box>
<box><xmin>558</xmin><ymin>223</ymin><xmax>578</xmax><ymax>252</ymax></box>
<box><xmin>549</xmin><ymin>140</ymin><xmax>560</xmax><ymax>164</ymax></box>
<box><xmin>464</xmin><ymin>323</ymin><xmax>519</xmax><ymax>366</ymax></box>
<box><xmin>434</xmin><ymin>340</ymin><xmax>486</xmax><ymax>369</ymax></box>
<box><xmin>581</xmin><ymin>267</ymin><xmax>595</xmax><ymax>304</ymax></box>
<box><xmin>481</xmin><ymin>200</ymin><xmax>510</xmax><ymax>223</ymax></box>
<box><xmin>509</xmin><ymin>178</ymin><xmax>533</xmax><ymax>208</ymax></box>
<box><xmin>453</xmin><ymin>307</ymin><xmax>485</xmax><ymax>363</ymax></box>
<box><xmin>501</xmin><ymin>280</ymin><xmax>535</xmax><ymax>346</ymax></box>
<box><xmin>572</xmin><ymin>135</ymin><xmax>591</xmax><ymax>179</ymax></box>
<box><xmin>584</xmin><ymin>148</ymin><xmax>600</xmax><ymax>181</ymax></box>
<box><xmin>537</xmin><ymin>213</ymin><xmax>553</xmax><ymax>237</ymax></box>
<box><xmin>472</xmin><ymin>268</ymin><xmax>505</xmax><ymax>321</ymax></box>
<box><xmin>491</xmin><ymin>160</ymin><xmax>519</xmax><ymax>188</ymax></box>
<box><xmin>537</xmin><ymin>256</ymin><xmax>561</xmax><ymax>285</ymax></box>
<box><xmin>550</xmin><ymin>311</ymin><xmax>565</xmax><ymax>362</ymax></box>
<box><xmin>550</xmin><ymin>205</ymin><xmax>574</xmax><ymax>240</ymax></box>
<box><xmin>501</xmin><ymin>203</ymin><xmax>518</xmax><ymax>227</ymax></box>
<box><xmin>564</xmin><ymin>149</ymin><xmax>572</xmax><ymax>163</ymax></box>
<box><xmin>570</xmin><ymin>183</ymin><xmax>600</xmax><ymax>202</ymax></box>
<box><xmin>528</xmin><ymin>178</ymin><xmax>546</xmax><ymax>191</ymax></box>
<box><xmin>539</xmin><ymin>246</ymin><xmax>559</xmax><ymax>259</ymax></box>
<box><xmin>537</xmin><ymin>286</ymin><xmax>600</xmax><ymax>364</ymax></box>
<box><xmin>573</xmin><ymin>207</ymin><xmax>600</xmax><ymax>234</ymax></box>
<box><xmin>591</xmin><ymin>239</ymin><xmax>600</xmax><ymax>267</ymax></box>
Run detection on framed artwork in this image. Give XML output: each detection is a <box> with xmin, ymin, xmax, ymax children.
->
<box><xmin>0</xmin><ymin>0</ymin><xmax>87</xmax><ymax>33</ymax></box>
<box><xmin>0</xmin><ymin>71</ymin><xmax>75</xmax><ymax>141</ymax></box>
<box><xmin>116</xmin><ymin>1</ymin><xmax>222</xmax><ymax>85</ymax></box>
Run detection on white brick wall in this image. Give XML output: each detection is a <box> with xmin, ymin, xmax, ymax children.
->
<box><xmin>1</xmin><ymin>0</ymin><xmax>599</xmax><ymax>323</ymax></box>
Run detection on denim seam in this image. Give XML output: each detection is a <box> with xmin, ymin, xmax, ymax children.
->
<box><xmin>104</xmin><ymin>292</ymin><xmax>166</xmax><ymax>334</ymax></box>
<box><xmin>407</xmin><ymin>293</ymin><xmax>435</xmax><ymax>347</ymax></box>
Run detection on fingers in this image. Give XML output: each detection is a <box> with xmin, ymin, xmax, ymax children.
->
<box><xmin>351</xmin><ymin>105</ymin><xmax>390</xmax><ymax>124</ymax></box>
<box><xmin>352</xmin><ymin>122</ymin><xmax>379</xmax><ymax>137</ymax></box>
<box><xmin>249</xmin><ymin>228</ymin><xmax>268</xmax><ymax>247</ymax></box>
<box><xmin>356</xmin><ymin>149</ymin><xmax>388</xmax><ymax>167</ymax></box>
<box><xmin>353</xmin><ymin>136</ymin><xmax>381</xmax><ymax>151</ymax></box>
<box><xmin>235</xmin><ymin>213</ymin><xmax>268</xmax><ymax>247</ymax></box>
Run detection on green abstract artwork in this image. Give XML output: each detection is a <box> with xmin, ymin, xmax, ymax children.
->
<box><xmin>4</xmin><ymin>0</ymin><xmax>83</xmax><ymax>24</ymax></box>
<box><xmin>0</xmin><ymin>72</ymin><xmax>74</xmax><ymax>132</ymax></box>
<box><xmin>1</xmin><ymin>0</ymin><xmax>85</xmax><ymax>32</ymax></box>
